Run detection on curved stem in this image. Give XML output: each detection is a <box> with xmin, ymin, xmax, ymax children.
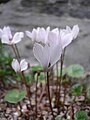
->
<box><xmin>14</xmin><ymin>44</ymin><xmax>21</xmax><ymax>61</ymax></box>
<box><xmin>21</xmin><ymin>72</ymin><xmax>30</xmax><ymax>97</ymax></box>
<box><xmin>35</xmin><ymin>72</ymin><xmax>39</xmax><ymax>118</ymax></box>
<box><xmin>57</xmin><ymin>47</ymin><xmax>66</xmax><ymax>113</ymax></box>
<box><xmin>47</xmin><ymin>71</ymin><xmax>55</xmax><ymax>119</ymax></box>
<box><xmin>11</xmin><ymin>45</ymin><xmax>18</xmax><ymax>60</ymax></box>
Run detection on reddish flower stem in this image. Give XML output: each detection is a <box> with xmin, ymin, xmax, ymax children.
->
<box><xmin>47</xmin><ymin>71</ymin><xmax>55</xmax><ymax>120</ymax></box>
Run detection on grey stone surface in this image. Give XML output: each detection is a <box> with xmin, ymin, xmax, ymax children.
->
<box><xmin>0</xmin><ymin>0</ymin><xmax>90</xmax><ymax>70</ymax></box>
<box><xmin>0</xmin><ymin>0</ymin><xmax>10</xmax><ymax>4</ymax></box>
<box><xmin>21</xmin><ymin>0</ymin><xmax>90</xmax><ymax>18</ymax></box>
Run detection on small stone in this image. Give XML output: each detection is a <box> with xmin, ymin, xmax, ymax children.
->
<box><xmin>5</xmin><ymin>113</ymin><xmax>9</xmax><ymax>117</ymax></box>
<box><xmin>6</xmin><ymin>108</ymin><xmax>11</xmax><ymax>114</ymax></box>
<box><xmin>42</xmin><ymin>111</ymin><xmax>48</xmax><ymax>115</ymax></box>
<box><xmin>17</xmin><ymin>105</ymin><xmax>21</xmax><ymax>110</ymax></box>
<box><xmin>76</xmin><ymin>96</ymin><xmax>85</xmax><ymax>101</ymax></box>
<box><xmin>13</xmin><ymin>111</ymin><xmax>21</xmax><ymax>117</ymax></box>
<box><xmin>31</xmin><ymin>100</ymin><xmax>35</xmax><ymax>105</ymax></box>
<box><xmin>21</xmin><ymin>104</ymin><xmax>27</xmax><ymax>112</ymax></box>
<box><xmin>25</xmin><ymin>100</ymin><xmax>30</xmax><ymax>104</ymax></box>
<box><xmin>67</xmin><ymin>115</ymin><xmax>70</xmax><ymax>119</ymax></box>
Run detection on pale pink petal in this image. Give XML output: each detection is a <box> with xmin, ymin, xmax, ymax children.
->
<box><xmin>33</xmin><ymin>43</ymin><xmax>50</xmax><ymax>70</ymax></box>
<box><xmin>26</xmin><ymin>31</ymin><xmax>32</xmax><ymax>39</ymax></box>
<box><xmin>1</xmin><ymin>34</ymin><xmax>10</xmax><ymax>44</ymax></box>
<box><xmin>48</xmin><ymin>31</ymin><xmax>59</xmax><ymax>46</ymax></box>
<box><xmin>66</xmin><ymin>26</ymin><xmax>71</xmax><ymax>33</ymax></box>
<box><xmin>72</xmin><ymin>25</ymin><xmax>79</xmax><ymax>39</ymax></box>
<box><xmin>3</xmin><ymin>26</ymin><xmax>12</xmax><ymax>39</ymax></box>
<box><xmin>11</xmin><ymin>59</ymin><xmax>20</xmax><ymax>72</ymax></box>
<box><xmin>50</xmin><ymin>44</ymin><xmax>62</xmax><ymax>67</ymax></box>
<box><xmin>0</xmin><ymin>29</ymin><xmax>2</xmax><ymax>38</ymax></box>
<box><xmin>46</xmin><ymin>26</ymin><xmax>50</xmax><ymax>33</ymax></box>
<box><xmin>36</xmin><ymin>28</ymin><xmax>46</xmax><ymax>43</ymax></box>
<box><xmin>20</xmin><ymin>59</ymin><xmax>28</xmax><ymax>71</ymax></box>
<box><xmin>61</xmin><ymin>33</ymin><xmax>73</xmax><ymax>49</ymax></box>
<box><xmin>52</xmin><ymin>28</ymin><xmax>59</xmax><ymax>35</ymax></box>
<box><xmin>31</xmin><ymin>29</ymin><xmax>37</xmax><ymax>41</ymax></box>
<box><xmin>12</xmin><ymin>32</ymin><xmax>24</xmax><ymax>44</ymax></box>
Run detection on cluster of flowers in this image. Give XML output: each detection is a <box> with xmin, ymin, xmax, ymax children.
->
<box><xmin>0</xmin><ymin>25</ymin><xmax>79</xmax><ymax>72</ymax></box>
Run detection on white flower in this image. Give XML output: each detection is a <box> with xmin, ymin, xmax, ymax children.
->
<box><xmin>48</xmin><ymin>25</ymin><xmax>79</xmax><ymax>49</ymax></box>
<box><xmin>11</xmin><ymin>59</ymin><xmax>28</xmax><ymax>72</ymax></box>
<box><xmin>48</xmin><ymin>29</ymin><xmax>73</xmax><ymax>49</ymax></box>
<box><xmin>59</xmin><ymin>31</ymin><xmax>73</xmax><ymax>49</ymax></box>
<box><xmin>33</xmin><ymin>43</ymin><xmax>62</xmax><ymax>71</ymax></box>
<box><xmin>0</xmin><ymin>26</ymin><xmax>24</xmax><ymax>45</ymax></box>
<box><xmin>61</xmin><ymin>25</ymin><xmax>79</xmax><ymax>39</ymax></box>
<box><xmin>26</xmin><ymin>27</ymin><xmax>50</xmax><ymax>44</ymax></box>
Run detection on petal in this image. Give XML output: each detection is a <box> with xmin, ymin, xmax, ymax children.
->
<box><xmin>50</xmin><ymin>44</ymin><xmax>62</xmax><ymax>67</ymax></box>
<box><xmin>20</xmin><ymin>59</ymin><xmax>28</xmax><ymax>71</ymax></box>
<box><xmin>3</xmin><ymin>26</ymin><xmax>12</xmax><ymax>39</ymax></box>
<box><xmin>11</xmin><ymin>59</ymin><xmax>20</xmax><ymax>72</ymax></box>
<box><xmin>46</xmin><ymin>26</ymin><xmax>50</xmax><ymax>33</ymax></box>
<box><xmin>48</xmin><ymin>31</ymin><xmax>59</xmax><ymax>46</ymax></box>
<box><xmin>52</xmin><ymin>28</ymin><xmax>59</xmax><ymax>35</ymax></box>
<box><xmin>33</xmin><ymin>43</ymin><xmax>50</xmax><ymax>70</ymax></box>
<box><xmin>61</xmin><ymin>33</ymin><xmax>73</xmax><ymax>49</ymax></box>
<box><xmin>1</xmin><ymin>34</ymin><xmax>10</xmax><ymax>44</ymax></box>
<box><xmin>66</xmin><ymin>26</ymin><xmax>71</xmax><ymax>33</ymax></box>
<box><xmin>12</xmin><ymin>32</ymin><xmax>24</xmax><ymax>44</ymax></box>
<box><xmin>36</xmin><ymin>28</ymin><xmax>46</xmax><ymax>43</ymax></box>
<box><xmin>32</xmin><ymin>29</ymin><xmax>37</xmax><ymax>41</ymax></box>
<box><xmin>72</xmin><ymin>25</ymin><xmax>79</xmax><ymax>39</ymax></box>
<box><xmin>0</xmin><ymin>29</ymin><xmax>2</xmax><ymax>38</ymax></box>
<box><xmin>26</xmin><ymin>31</ymin><xmax>32</xmax><ymax>39</ymax></box>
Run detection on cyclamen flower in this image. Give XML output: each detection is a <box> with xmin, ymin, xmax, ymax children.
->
<box><xmin>26</xmin><ymin>27</ymin><xmax>50</xmax><ymax>44</ymax></box>
<box><xmin>0</xmin><ymin>26</ymin><xmax>24</xmax><ymax>45</ymax></box>
<box><xmin>61</xmin><ymin>25</ymin><xmax>79</xmax><ymax>40</ymax></box>
<box><xmin>48</xmin><ymin>29</ymin><xmax>73</xmax><ymax>49</ymax></box>
<box><xmin>48</xmin><ymin>25</ymin><xmax>79</xmax><ymax>49</ymax></box>
<box><xmin>11</xmin><ymin>59</ymin><xmax>28</xmax><ymax>72</ymax></box>
<box><xmin>27</xmin><ymin>25</ymin><xmax>79</xmax><ymax>70</ymax></box>
<box><xmin>33</xmin><ymin>43</ymin><xmax>62</xmax><ymax>71</ymax></box>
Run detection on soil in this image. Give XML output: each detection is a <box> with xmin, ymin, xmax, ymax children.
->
<box><xmin>0</xmin><ymin>71</ymin><xmax>90</xmax><ymax>120</ymax></box>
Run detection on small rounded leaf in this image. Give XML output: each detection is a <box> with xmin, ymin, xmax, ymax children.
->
<box><xmin>55</xmin><ymin>116</ymin><xmax>66</xmax><ymax>120</ymax></box>
<box><xmin>70</xmin><ymin>84</ymin><xmax>83</xmax><ymax>96</ymax></box>
<box><xmin>4</xmin><ymin>89</ymin><xmax>27</xmax><ymax>104</ymax></box>
<box><xmin>74</xmin><ymin>110</ymin><xmax>87</xmax><ymax>120</ymax></box>
<box><xmin>32</xmin><ymin>65</ymin><xmax>43</xmax><ymax>71</ymax></box>
<box><xmin>86</xmin><ymin>89</ymin><xmax>90</xmax><ymax>100</ymax></box>
<box><xmin>66</xmin><ymin>64</ymin><xmax>84</xmax><ymax>78</ymax></box>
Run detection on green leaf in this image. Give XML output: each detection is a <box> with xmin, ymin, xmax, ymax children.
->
<box><xmin>4</xmin><ymin>89</ymin><xmax>27</xmax><ymax>104</ymax></box>
<box><xmin>66</xmin><ymin>64</ymin><xmax>84</xmax><ymax>78</ymax></box>
<box><xmin>32</xmin><ymin>65</ymin><xmax>43</xmax><ymax>71</ymax></box>
<box><xmin>35</xmin><ymin>73</ymin><xmax>45</xmax><ymax>84</ymax></box>
<box><xmin>74</xmin><ymin>110</ymin><xmax>87</xmax><ymax>120</ymax></box>
<box><xmin>25</xmin><ymin>74</ymin><xmax>33</xmax><ymax>84</ymax></box>
<box><xmin>86</xmin><ymin>89</ymin><xmax>90</xmax><ymax>100</ymax></box>
<box><xmin>55</xmin><ymin>116</ymin><xmax>66</xmax><ymax>120</ymax></box>
<box><xmin>54</xmin><ymin>68</ymin><xmax>66</xmax><ymax>77</ymax></box>
<box><xmin>70</xmin><ymin>84</ymin><xmax>83</xmax><ymax>96</ymax></box>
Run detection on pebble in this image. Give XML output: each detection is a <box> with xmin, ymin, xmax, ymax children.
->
<box><xmin>76</xmin><ymin>96</ymin><xmax>85</xmax><ymax>101</ymax></box>
<box><xmin>17</xmin><ymin>105</ymin><xmax>21</xmax><ymax>110</ymax></box>
<box><xmin>21</xmin><ymin>104</ymin><xmax>27</xmax><ymax>112</ymax></box>
<box><xmin>6</xmin><ymin>108</ymin><xmax>11</xmax><ymax>114</ymax></box>
<box><xmin>13</xmin><ymin>111</ymin><xmax>21</xmax><ymax>117</ymax></box>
